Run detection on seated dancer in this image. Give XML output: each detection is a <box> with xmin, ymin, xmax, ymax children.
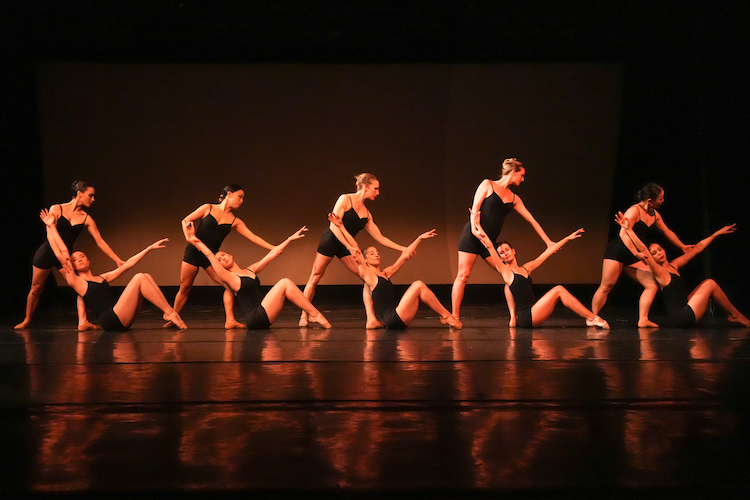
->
<box><xmin>185</xmin><ymin>222</ymin><xmax>331</xmax><ymax>329</ymax></box>
<box><xmin>472</xmin><ymin>210</ymin><xmax>609</xmax><ymax>328</ymax></box>
<box><xmin>615</xmin><ymin>212</ymin><xmax>749</xmax><ymax>327</ymax></box>
<box><xmin>330</xmin><ymin>213</ymin><xmax>461</xmax><ymax>329</ymax></box>
<box><xmin>41</xmin><ymin>209</ymin><xmax>186</xmax><ymax>331</ymax></box>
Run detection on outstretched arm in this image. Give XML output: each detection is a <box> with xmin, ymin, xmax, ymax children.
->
<box><xmin>39</xmin><ymin>210</ymin><xmax>85</xmax><ymax>294</ymax></box>
<box><xmin>233</xmin><ymin>218</ymin><xmax>275</xmax><ymax>250</ymax></box>
<box><xmin>381</xmin><ymin>229</ymin><xmax>436</xmax><ymax>278</ymax></box>
<box><xmin>247</xmin><ymin>226</ymin><xmax>308</xmax><ymax>275</ymax></box>
<box><xmin>512</xmin><ymin>197</ymin><xmax>554</xmax><ymax>247</ymax></box>
<box><xmin>100</xmin><ymin>238</ymin><xmax>169</xmax><ymax>283</ymax></box>
<box><xmin>654</xmin><ymin>212</ymin><xmax>693</xmax><ymax>253</ymax></box>
<box><xmin>614</xmin><ymin>212</ymin><xmax>670</xmax><ymax>286</ymax></box>
<box><xmin>365</xmin><ymin>216</ymin><xmax>408</xmax><ymax>253</ymax></box>
<box><xmin>522</xmin><ymin>228</ymin><xmax>585</xmax><ymax>274</ymax></box>
<box><xmin>84</xmin><ymin>217</ymin><xmax>125</xmax><ymax>267</ymax></box>
<box><xmin>471</xmin><ymin>210</ymin><xmax>514</xmax><ymax>283</ymax></box>
<box><xmin>670</xmin><ymin>223</ymin><xmax>736</xmax><ymax>270</ymax></box>
<box><xmin>185</xmin><ymin>222</ymin><xmax>241</xmax><ymax>291</ymax></box>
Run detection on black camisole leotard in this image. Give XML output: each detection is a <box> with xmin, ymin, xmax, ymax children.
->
<box><xmin>508</xmin><ymin>271</ymin><xmax>535</xmax><ymax>328</ymax></box>
<box><xmin>33</xmin><ymin>205</ymin><xmax>87</xmax><ymax>269</ymax></box>
<box><xmin>83</xmin><ymin>279</ymin><xmax>128</xmax><ymax>331</ymax></box>
<box><xmin>183</xmin><ymin>209</ymin><xmax>236</xmax><ymax>269</ymax></box>
<box><xmin>603</xmin><ymin>207</ymin><xmax>661</xmax><ymax>265</ymax></box>
<box><xmin>317</xmin><ymin>195</ymin><xmax>369</xmax><ymax>259</ymax></box>
<box><xmin>371</xmin><ymin>275</ymin><xmax>407</xmax><ymax>330</ymax></box>
<box><xmin>235</xmin><ymin>275</ymin><xmax>271</xmax><ymax>329</ymax></box>
<box><xmin>458</xmin><ymin>186</ymin><xmax>515</xmax><ymax>259</ymax></box>
<box><xmin>661</xmin><ymin>272</ymin><xmax>696</xmax><ymax>327</ymax></box>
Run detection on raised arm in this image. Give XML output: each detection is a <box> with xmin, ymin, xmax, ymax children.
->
<box><xmin>39</xmin><ymin>210</ymin><xmax>86</xmax><ymax>294</ymax></box>
<box><xmin>328</xmin><ymin>212</ymin><xmax>360</xmax><ymax>255</ymax></box>
<box><xmin>512</xmin><ymin>196</ymin><xmax>554</xmax><ymax>247</ymax></box>
<box><xmin>99</xmin><ymin>238</ymin><xmax>169</xmax><ymax>283</ymax></box>
<box><xmin>471</xmin><ymin>210</ymin><xmax>514</xmax><ymax>283</ymax></box>
<box><xmin>669</xmin><ymin>223</ymin><xmax>736</xmax><ymax>270</ymax></box>
<box><xmin>381</xmin><ymin>229</ymin><xmax>436</xmax><ymax>278</ymax></box>
<box><xmin>184</xmin><ymin>222</ymin><xmax>241</xmax><ymax>291</ymax></box>
<box><xmin>522</xmin><ymin>228</ymin><xmax>585</xmax><ymax>274</ymax></box>
<box><xmin>614</xmin><ymin>212</ymin><xmax>670</xmax><ymax>286</ymax></box>
<box><xmin>84</xmin><ymin>217</ymin><xmax>125</xmax><ymax>267</ymax></box>
<box><xmin>233</xmin><ymin>218</ymin><xmax>275</xmax><ymax>250</ymax></box>
<box><xmin>247</xmin><ymin>226</ymin><xmax>308</xmax><ymax>275</ymax></box>
<box><xmin>654</xmin><ymin>211</ymin><xmax>693</xmax><ymax>253</ymax></box>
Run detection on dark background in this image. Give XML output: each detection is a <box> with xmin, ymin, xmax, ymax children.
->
<box><xmin>2</xmin><ymin>1</ymin><xmax>748</xmax><ymax>320</ymax></box>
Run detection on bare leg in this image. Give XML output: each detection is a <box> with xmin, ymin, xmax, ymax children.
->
<box><xmin>15</xmin><ymin>266</ymin><xmax>51</xmax><ymax>329</ymax></box>
<box><xmin>334</xmin><ymin>254</ymin><xmax>382</xmax><ymax>328</ymax></box>
<box><xmin>172</xmin><ymin>261</ymin><xmax>200</xmax><ymax>313</ymax></box>
<box><xmin>396</xmin><ymin>280</ymin><xmax>462</xmax><ymax>328</ymax></box>
<box><xmin>625</xmin><ymin>267</ymin><xmax>659</xmax><ymax>327</ymax></box>
<box><xmin>452</xmin><ymin>251</ymin><xmax>479</xmax><ymax>320</ymax></box>
<box><xmin>261</xmin><ymin>278</ymin><xmax>330</xmax><ymax>328</ymax></box>
<box><xmin>203</xmin><ymin>266</ymin><xmax>245</xmax><ymax>329</ymax></box>
<box><xmin>591</xmin><ymin>259</ymin><xmax>624</xmax><ymax>315</ymax></box>
<box><xmin>299</xmin><ymin>252</ymin><xmax>334</xmax><ymax>326</ymax></box>
<box><xmin>504</xmin><ymin>284</ymin><xmax>517</xmax><ymax>327</ymax></box>
<box><xmin>113</xmin><ymin>273</ymin><xmax>187</xmax><ymax>329</ymax></box>
<box><xmin>531</xmin><ymin>285</ymin><xmax>609</xmax><ymax>328</ymax></box>
<box><xmin>77</xmin><ymin>295</ymin><xmax>99</xmax><ymax>331</ymax></box>
<box><xmin>687</xmin><ymin>279</ymin><xmax>750</xmax><ymax>326</ymax></box>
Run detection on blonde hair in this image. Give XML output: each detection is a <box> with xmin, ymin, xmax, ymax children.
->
<box><xmin>500</xmin><ymin>158</ymin><xmax>524</xmax><ymax>177</ymax></box>
<box><xmin>355</xmin><ymin>173</ymin><xmax>378</xmax><ymax>191</ymax></box>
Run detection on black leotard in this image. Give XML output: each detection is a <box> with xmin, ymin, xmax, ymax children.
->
<box><xmin>183</xmin><ymin>209</ymin><xmax>236</xmax><ymax>269</ymax></box>
<box><xmin>83</xmin><ymin>279</ymin><xmax>128</xmax><ymax>331</ymax></box>
<box><xmin>661</xmin><ymin>272</ymin><xmax>696</xmax><ymax>327</ymax></box>
<box><xmin>317</xmin><ymin>195</ymin><xmax>369</xmax><ymax>259</ymax></box>
<box><xmin>235</xmin><ymin>275</ymin><xmax>271</xmax><ymax>329</ymax></box>
<box><xmin>33</xmin><ymin>206</ymin><xmax>87</xmax><ymax>269</ymax></box>
<box><xmin>371</xmin><ymin>276</ymin><xmax>407</xmax><ymax>330</ymax></box>
<box><xmin>603</xmin><ymin>207</ymin><xmax>661</xmax><ymax>265</ymax></box>
<box><xmin>508</xmin><ymin>271</ymin><xmax>535</xmax><ymax>328</ymax></box>
<box><xmin>458</xmin><ymin>186</ymin><xmax>515</xmax><ymax>259</ymax></box>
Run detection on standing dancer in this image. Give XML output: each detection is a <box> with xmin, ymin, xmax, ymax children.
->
<box><xmin>473</xmin><ymin>211</ymin><xmax>609</xmax><ymax>328</ymax></box>
<box><xmin>16</xmin><ymin>181</ymin><xmax>124</xmax><ymax>330</ymax></box>
<box><xmin>299</xmin><ymin>173</ymin><xmax>411</xmax><ymax>329</ymax></box>
<box><xmin>330</xmin><ymin>213</ymin><xmax>461</xmax><ymax>329</ymax></box>
<box><xmin>185</xmin><ymin>222</ymin><xmax>331</xmax><ymax>329</ymax></box>
<box><xmin>171</xmin><ymin>185</ymin><xmax>274</xmax><ymax>329</ymax></box>
<box><xmin>40</xmin><ymin>209</ymin><xmax>186</xmax><ymax>331</ymax></box>
<box><xmin>592</xmin><ymin>183</ymin><xmax>693</xmax><ymax>327</ymax></box>
<box><xmin>615</xmin><ymin>212</ymin><xmax>749</xmax><ymax>327</ymax></box>
<box><xmin>452</xmin><ymin>158</ymin><xmax>553</xmax><ymax>320</ymax></box>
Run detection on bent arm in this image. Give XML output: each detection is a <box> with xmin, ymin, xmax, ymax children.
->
<box><xmin>181</xmin><ymin>204</ymin><xmax>211</xmax><ymax>240</ymax></box>
<box><xmin>512</xmin><ymin>197</ymin><xmax>554</xmax><ymax>246</ymax></box>
<box><xmin>85</xmin><ymin>218</ymin><xmax>125</xmax><ymax>266</ymax></box>
<box><xmin>523</xmin><ymin>228</ymin><xmax>584</xmax><ymax>274</ymax></box>
<box><xmin>248</xmin><ymin>227</ymin><xmax>308</xmax><ymax>275</ymax></box>
<box><xmin>233</xmin><ymin>218</ymin><xmax>275</xmax><ymax>250</ymax></box>
<box><xmin>100</xmin><ymin>238</ymin><xmax>168</xmax><ymax>282</ymax></box>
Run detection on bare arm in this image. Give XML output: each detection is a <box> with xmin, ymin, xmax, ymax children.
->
<box><xmin>471</xmin><ymin>210</ymin><xmax>514</xmax><ymax>283</ymax></box>
<box><xmin>382</xmin><ymin>230</ymin><xmax>436</xmax><ymax>278</ymax></box>
<box><xmin>85</xmin><ymin>217</ymin><xmax>125</xmax><ymax>266</ymax></box>
<box><xmin>670</xmin><ymin>224</ymin><xmax>736</xmax><ymax>270</ymax></box>
<box><xmin>39</xmin><ymin>210</ymin><xmax>86</xmax><ymax>294</ymax></box>
<box><xmin>614</xmin><ymin>212</ymin><xmax>670</xmax><ymax>286</ymax></box>
<box><xmin>522</xmin><ymin>228</ymin><xmax>585</xmax><ymax>274</ymax></box>
<box><xmin>99</xmin><ymin>238</ymin><xmax>169</xmax><ymax>283</ymax></box>
<box><xmin>654</xmin><ymin>211</ymin><xmax>693</xmax><ymax>253</ymax></box>
<box><xmin>181</xmin><ymin>203</ymin><xmax>212</xmax><ymax>241</ymax></box>
<box><xmin>365</xmin><ymin>216</ymin><xmax>408</xmax><ymax>253</ymax></box>
<box><xmin>327</xmin><ymin>212</ymin><xmax>360</xmax><ymax>255</ymax></box>
<box><xmin>247</xmin><ymin>226</ymin><xmax>308</xmax><ymax>275</ymax></box>
<box><xmin>512</xmin><ymin>197</ymin><xmax>554</xmax><ymax>247</ymax></box>
<box><xmin>185</xmin><ymin>222</ymin><xmax>241</xmax><ymax>291</ymax></box>
<box><xmin>233</xmin><ymin>218</ymin><xmax>275</xmax><ymax>250</ymax></box>
<box><xmin>469</xmin><ymin>180</ymin><xmax>494</xmax><ymax>238</ymax></box>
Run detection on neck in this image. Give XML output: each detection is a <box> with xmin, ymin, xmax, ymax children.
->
<box><xmin>497</xmin><ymin>175</ymin><xmax>513</xmax><ymax>189</ymax></box>
<box><xmin>218</xmin><ymin>199</ymin><xmax>233</xmax><ymax>212</ymax></box>
<box><xmin>639</xmin><ymin>201</ymin><xmax>653</xmax><ymax>214</ymax></box>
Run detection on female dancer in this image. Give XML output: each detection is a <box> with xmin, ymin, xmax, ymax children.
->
<box><xmin>452</xmin><ymin>158</ymin><xmax>553</xmax><ymax>320</ymax></box>
<box><xmin>299</xmin><ymin>173</ymin><xmax>411</xmax><ymax>329</ymax></box>
<box><xmin>615</xmin><ymin>212</ymin><xmax>749</xmax><ymax>328</ymax></box>
<box><xmin>172</xmin><ymin>185</ymin><xmax>275</xmax><ymax>329</ymax></box>
<box><xmin>16</xmin><ymin>181</ymin><xmax>124</xmax><ymax>330</ymax></box>
<box><xmin>40</xmin><ymin>209</ymin><xmax>186</xmax><ymax>331</ymax></box>
<box><xmin>185</xmin><ymin>222</ymin><xmax>331</xmax><ymax>329</ymax></box>
<box><xmin>329</xmin><ymin>212</ymin><xmax>461</xmax><ymax>329</ymax></box>
<box><xmin>472</xmin><ymin>211</ymin><xmax>609</xmax><ymax>328</ymax></box>
<box><xmin>592</xmin><ymin>183</ymin><xmax>693</xmax><ymax>327</ymax></box>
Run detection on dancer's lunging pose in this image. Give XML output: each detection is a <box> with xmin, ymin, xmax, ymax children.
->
<box><xmin>40</xmin><ymin>209</ymin><xmax>186</xmax><ymax>331</ymax></box>
<box><xmin>172</xmin><ymin>184</ymin><xmax>274</xmax><ymax>329</ymax></box>
<box><xmin>330</xmin><ymin>213</ymin><xmax>461</xmax><ymax>329</ymax></box>
<box><xmin>615</xmin><ymin>212</ymin><xmax>749</xmax><ymax>328</ymax></box>
<box><xmin>452</xmin><ymin>158</ymin><xmax>553</xmax><ymax>320</ymax></box>
<box><xmin>472</xmin><ymin>211</ymin><xmax>609</xmax><ymax>328</ymax></box>
<box><xmin>16</xmin><ymin>181</ymin><xmax>124</xmax><ymax>330</ymax></box>
<box><xmin>592</xmin><ymin>183</ymin><xmax>693</xmax><ymax>327</ymax></box>
<box><xmin>185</xmin><ymin>222</ymin><xmax>331</xmax><ymax>329</ymax></box>
<box><xmin>300</xmin><ymin>173</ymin><xmax>410</xmax><ymax>329</ymax></box>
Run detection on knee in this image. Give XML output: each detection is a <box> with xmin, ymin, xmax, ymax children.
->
<box><xmin>413</xmin><ymin>279</ymin><xmax>426</xmax><ymax>290</ymax></box>
<box><xmin>29</xmin><ymin>282</ymin><xmax>44</xmax><ymax>296</ymax></box>
<box><xmin>279</xmin><ymin>277</ymin><xmax>295</xmax><ymax>287</ymax></box>
<box><xmin>178</xmin><ymin>282</ymin><xmax>193</xmax><ymax>295</ymax></box>
<box><xmin>454</xmin><ymin>270</ymin><xmax>471</xmax><ymax>284</ymax></box>
<box><xmin>598</xmin><ymin>281</ymin><xmax>615</xmax><ymax>293</ymax></box>
<box><xmin>642</xmin><ymin>282</ymin><xmax>659</xmax><ymax>293</ymax></box>
<box><xmin>702</xmin><ymin>278</ymin><xmax>718</xmax><ymax>289</ymax></box>
<box><xmin>552</xmin><ymin>285</ymin><xmax>569</xmax><ymax>297</ymax></box>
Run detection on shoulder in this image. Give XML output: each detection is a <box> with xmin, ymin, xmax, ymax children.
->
<box><xmin>624</xmin><ymin>204</ymin><xmax>641</xmax><ymax>218</ymax></box>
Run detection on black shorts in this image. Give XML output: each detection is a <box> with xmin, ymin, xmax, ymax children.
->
<box><xmin>98</xmin><ymin>308</ymin><xmax>129</xmax><ymax>331</ymax></box>
<box><xmin>316</xmin><ymin>229</ymin><xmax>352</xmax><ymax>259</ymax></box>
<box><xmin>669</xmin><ymin>305</ymin><xmax>696</xmax><ymax>328</ymax></box>
<box><xmin>379</xmin><ymin>307</ymin><xmax>407</xmax><ymax>330</ymax></box>
<box><xmin>602</xmin><ymin>237</ymin><xmax>639</xmax><ymax>266</ymax></box>
<box><xmin>244</xmin><ymin>305</ymin><xmax>272</xmax><ymax>329</ymax></box>
<box><xmin>515</xmin><ymin>307</ymin><xmax>533</xmax><ymax>328</ymax></box>
<box><xmin>183</xmin><ymin>243</ymin><xmax>211</xmax><ymax>269</ymax></box>
<box><xmin>32</xmin><ymin>244</ymin><xmax>63</xmax><ymax>270</ymax></box>
<box><xmin>457</xmin><ymin>223</ymin><xmax>491</xmax><ymax>259</ymax></box>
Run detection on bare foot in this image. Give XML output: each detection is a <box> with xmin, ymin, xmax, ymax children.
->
<box><xmin>162</xmin><ymin>321</ymin><xmax>175</xmax><ymax>328</ymax></box>
<box><xmin>440</xmin><ymin>314</ymin><xmax>462</xmax><ymax>329</ymax></box>
<box><xmin>225</xmin><ymin>320</ymin><xmax>246</xmax><ymax>329</ymax></box>
<box><xmin>299</xmin><ymin>311</ymin><xmax>309</xmax><ymax>327</ymax></box>
<box><xmin>366</xmin><ymin>320</ymin><xmax>384</xmax><ymax>329</ymax></box>
<box><xmin>164</xmin><ymin>311</ymin><xmax>187</xmax><ymax>330</ymax></box>
<box><xmin>14</xmin><ymin>319</ymin><xmax>30</xmax><ymax>330</ymax></box>
<box><xmin>77</xmin><ymin>321</ymin><xmax>100</xmax><ymax>332</ymax></box>
<box><xmin>637</xmin><ymin>319</ymin><xmax>659</xmax><ymax>328</ymax></box>
<box><xmin>728</xmin><ymin>313</ymin><xmax>750</xmax><ymax>327</ymax></box>
<box><xmin>307</xmin><ymin>311</ymin><xmax>331</xmax><ymax>329</ymax></box>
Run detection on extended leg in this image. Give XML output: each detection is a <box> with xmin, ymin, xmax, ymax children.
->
<box><xmin>532</xmin><ymin>285</ymin><xmax>609</xmax><ymax>328</ymax></box>
<box><xmin>299</xmin><ymin>252</ymin><xmax>334</xmax><ymax>326</ymax></box>
<box><xmin>451</xmin><ymin>251</ymin><xmax>479</xmax><ymax>320</ymax></box>
<box><xmin>591</xmin><ymin>259</ymin><xmax>624</xmax><ymax>316</ymax></box>
<box><xmin>15</xmin><ymin>266</ymin><xmax>51</xmax><ymax>329</ymax></box>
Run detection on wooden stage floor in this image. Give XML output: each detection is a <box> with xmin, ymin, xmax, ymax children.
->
<box><xmin>2</xmin><ymin>296</ymin><xmax>750</xmax><ymax>498</ymax></box>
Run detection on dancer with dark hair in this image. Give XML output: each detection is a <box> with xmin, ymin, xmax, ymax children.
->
<box><xmin>185</xmin><ymin>222</ymin><xmax>331</xmax><ymax>329</ymax></box>
<box><xmin>615</xmin><ymin>212</ymin><xmax>749</xmax><ymax>328</ymax></box>
<box><xmin>299</xmin><ymin>173</ymin><xmax>411</xmax><ymax>329</ymax></box>
<box><xmin>16</xmin><ymin>181</ymin><xmax>124</xmax><ymax>330</ymax></box>
<box><xmin>472</xmin><ymin>211</ymin><xmax>609</xmax><ymax>328</ymax></box>
<box><xmin>452</xmin><ymin>158</ymin><xmax>553</xmax><ymax>320</ymax></box>
<box><xmin>40</xmin><ymin>209</ymin><xmax>186</xmax><ymax>331</ymax></box>
<box><xmin>592</xmin><ymin>183</ymin><xmax>694</xmax><ymax>327</ymax></box>
<box><xmin>170</xmin><ymin>185</ymin><xmax>275</xmax><ymax>329</ymax></box>
<box><xmin>329</xmin><ymin>213</ymin><xmax>461</xmax><ymax>329</ymax></box>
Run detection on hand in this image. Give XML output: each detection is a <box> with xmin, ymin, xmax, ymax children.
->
<box><xmin>148</xmin><ymin>238</ymin><xmax>169</xmax><ymax>250</ymax></box>
<box><xmin>115</xmin><ymin>259</ymin><xmax>126</xmax><ymax>267</ymax></box>
<box><xmin>288</xmin><ymin>226</ymin><xmax>308</xmax><ymax>241</ymax></box>
<box><xmin>328</xmin><ymin>213</ymin><xmax>343</xmax><ymax>227</ymax></box>
<box><xmin>635</xmin><ymin>251</ymin><xmax>649</xmax><ymax>263</ymax></box>
<box><xmin>614</xmin><ymin>211</ymin><xmax>631</xmax><ymax>230</ymax></box>
<box><xmin>566</xmin><ymin>228</ymin><xmax>585</xmax><ymax>241</ymax></box>
<box><xmin>419</xmin><ymin>229</ymin><xmax>437</xmax><ymax>241</ymax></box>
<box><xmin>680</xmin><ymin>244</ymin><xmax>695</xmax><ymax>253</ymax></box>
<box><xmin>715</xmin><ymin>223</ymin><xmax>736</xmax><ymax>236</ymax></box>
<box><xmin>348</xmin><ymin>246</ymin><xmax>362</xmax><ymax>259</ymax></box>
<box><xmin>39</xmin><ymin>209</ymin><xmax>56</xmax><ymax>226</ymax></box>
<box><xmin>61</xmin><ymin>257</ymin><xmax>75</xmax><ymax>274</ymax></box>
<box><xmin>470</xmin><ymin>209</ymin><xmax>488</xmax><ymax>240</ymax></box>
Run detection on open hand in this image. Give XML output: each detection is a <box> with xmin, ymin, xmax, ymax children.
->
<box><xmin>39</xmin><ymin>209</ymin><xmax>56</xmax><ymax>226</ymax></box>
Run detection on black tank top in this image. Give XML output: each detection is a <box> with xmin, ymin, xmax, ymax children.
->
<box><xmin>632</xmin><ymin>206</ymin><xmax>661</xmax><ymax>245</ymax></box>
<box><xmin>236</xmin><ymin>275</ymin><xmax>263</xmax><ymax>315</ymax></box>
<box><xmin>662</xmin><ymin>273</ymin><xmax>689</xmax><ymax>318</ymax></box>
<box><xmin>83</xmin><ymin>279</ymin><xmax>116</xmax><ymax>317</ymax></box>
<box><xmin>196</xmin><ymin>209</ymin><xmax>235</xmax><ymax>253</ymax></box>
<box><xmin>341</xmin><ymin>195</ymin><xmax>368</xmax><ymax>238</ymax></box>
<box><xmin>371</xmin><ymin>276</ymin><xmax>399</xmax><ymax>317</ymax></box>
<box><xmin>479</xmin><ymin>190</ymin><xmax>514</xmax><ymax>243</ymax></box>
<box><xmin>509</xmin><ymin>272</ymin><xmax>535</xmax><ymax>311</ymax></box>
